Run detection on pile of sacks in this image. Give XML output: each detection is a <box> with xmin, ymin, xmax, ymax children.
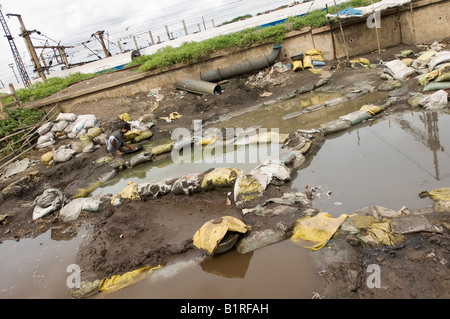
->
<box><xmin>291</xmin><ymin>48</ymin><xmax>326</xmax><ymax>74</ymax></box>
<box><xmin>37</xmin><ymin>113</ymin><xmax>107</xmax><ymax>167</ymax></box>
<box><xmin>381</xmin><ymin>46</ymin><xmax>450</xmax><ymax>92</ymax></box>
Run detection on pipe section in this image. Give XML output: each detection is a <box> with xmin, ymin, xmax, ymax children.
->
<box><xmin>200</xmin><ymin>44</ymin><xmax>282</xmax><ymax>82</ymax></box>
<box><xmin>173</xmin><ymin>78</ymin><xmax>222</xmax><ymax>95</ymax></box>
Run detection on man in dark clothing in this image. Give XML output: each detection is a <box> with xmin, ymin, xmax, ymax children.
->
<box><xmin>107</xmin><ymin>123</ymin><xmax>136</xmax><ymax>155</ymax></box>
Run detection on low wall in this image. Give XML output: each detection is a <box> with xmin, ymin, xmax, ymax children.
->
<box><xmin>27</xmin><ymin>0</ymin><xmax>449</xmax><ymax>112</ymax></box>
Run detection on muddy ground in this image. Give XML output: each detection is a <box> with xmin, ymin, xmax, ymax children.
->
<box><xmin>0</xmin><ymin>42</ymin><xmax>449</xmax><ymax>299</ymax></box>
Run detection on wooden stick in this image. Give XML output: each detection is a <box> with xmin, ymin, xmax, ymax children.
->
<box><xmin>333</xmin><ymin>0</ymin><xmax>349</xmax><ymax>61</ymax></box>
<box><xmin>371</xmin><ymin>0</ymin><xmax>381</xmax><ymax>54</ymax></box>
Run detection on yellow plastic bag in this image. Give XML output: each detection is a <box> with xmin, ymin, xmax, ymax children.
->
<box><xmin>234</xmin><ymin>174</ymin><xmax>264</xmax><ymax>203</ymax></box>
<box><xmin>87</xmin><ymin>127</ymin><xmax>104</xmax><ymax>139</ymax></box>
<box><xmin>349</xmin><ymin>215</ymin><xmax>404</xmax><ymax>247</ymax></box>
<box><xmin>151</xmin><ymin>142</ymin><xmax>175</xmax><ymax>155</ymax></box>
<box><xmin>303</xmin><ymin>56</ymin><xmax>313</xmax><ymax>69</ymax></box>
<box><xmin>360</xmin><ymin>104</ymin><xmax>382</xmax><ymax>116</ymax></box>
<box><xmin>311</xmin><ymin>55</ymin><xmax>324</xmax><ymax>62</ymax></box>
<box><xmin>428</xmin><ymin>188</ymin><xmax>450</xmax><ymax>201</ymax></box>
<box><xmin>160</xmin><ymin>112</ymin><xmax>182</xmax><ymax>122</ymax></box>
<box><xmin>291</xmin><ymin>212</ymin><xmax>347</xmax><ymax>250</ymax></box>
<box><xmin>305</xmin><ymin>48</ymin><xmax>323</xmax><ymax>56</ymax></box>
<box><xmin>350</xmin><ymin>57</ymin><xmax>370</xmax><ymax>66</ymax></box>
<box><xmin>134</xmin><ymin>130</ymin><xmax>153</xmax><ymax>143</ymax></box>
<box><xmin>41</xmin><ymin>151</ymin><xmax>54</xmax><ymax>167</ymax></box>
<box><xmin>119</xmin><ymin>113</ymin><xmax>132</xmax><ymax>122</ymax></box>
<box><xmin>293</xmin><ymin>60</ymin><xmax>303</xmax><ymax>72</ymax></box>
<box><xmin>201</xmin><ymin>167</ymin><xmax>242</xmax><ymax>189</ymax></box>
<box><xmin>198</xmin><ymin>135</ymin><xmax>217</xmax><ymax>145</ymax></box>
<box><xmin>193</xmin><ymin>216</ymin><xmax>251</xmax><ymax>254</ymax></box>
<box><xmin>98</xmin><ymin>265</ymin><xmax>162</xmax><ymax>293</ymax></box>
<box><xmin>111</xmin><ymin>181</ymin><xmax>141</xmax><ymax>204</ymax></box>
<box><xmin>124</xmin><ymin>129</ymin><xmax>141</xmax><ymax>140</ymax></box>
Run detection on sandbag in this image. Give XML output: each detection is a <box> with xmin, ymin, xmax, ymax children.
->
<box><xmin>428</xmin><ymin>187</ymin><xmax>450</xmax><ymax>201</ymax></box>
<box><xmin>98</xmin><ymin>265</ymin><xmax>162</xmax><ymax>293</ymax></box>
<box><xmin>351</xmin><ymin>57</ymin><xmax>370</xmax><ymax>66</ymax></box>
<box><xmin>418</xmin><ymin>90</ymin><xmax>448</xmax><ymax>110</ymax></box>
<box><xmin>360</xmin><ymin>104</ymin><xmax>382</xmax><ymax>116</ymax></box>
<box><xmin>33</xmin><ymin>188</ymin><xmax>65</xmax><ymax>220</ymax></box>
<box><xmin>383</xmin><ymin>60</ymin><xmax>416</xmax><ymax>81</ymax></box>
<box><xmin>305</xmin><ymin>48</ymin><xmax>323</xmax><ymax>56</ymax></box>
<box><xmin>93</xmin><ymin>133</ymin><xmax>108</xmax><ymax>145</ymax></box>
<box><xmin>128</xmin><ymin>151</ymin><xmax>153</xmax><ymax>167</ymax></box>
<box><xmin>290</xmin><ymin>212</ymin><xmax>348</xmax><ymax>250</ymax></box>
<box><xmin>119</xmin><ymin>113</ymin><xmax>132</xmax><ymax>122</ymax></box>
<box><xmin>59</xmin><ymin>195</ymin><xmax>106</xmax><ymax>222</ymax></box>
<box><xmin>37</xmin><ymin>132</ymin><xmax>55</xmax><ymax>144</ymax></box>
<box><xmin>250</xmin><ymin>162</ymin><xmax>291</xmax><ymax>189</ymax></box>
<box><xmin>320</xmin><ymin>119</ymin><xmax>351</xmax><ymax>135</ymax></box>
<box><xmin>234</xmin><ymin>173</ymin><xmax>264</xmax><ymax>206</ymax></box>
<box><xmin>138</xmin><ymin>179</ymin><xmax>173</xmax><ymax>198</ymax></box>
<box><xmin>79</xmin><ymin>134</ymin><xmax>93</xmax><ymax>149</ymax></box>
<box><xmin>339</xmin><ymin>110</ymin><xmax>372</xmax><ymax>125</ymax></box>
<box><xmin>110</xmin><ymin>181</ymin><xmax>141</xmax><ymax>205</ymax></box>
<box><xmin>416</xmin><ymin>50</ymin><xmax>437</xmax><ymax>63</ymax></box>
<box><xmin>133</xmin><ymin>130</ymin><xmax>153</xmax><ymax>143</ymax></box>
<box><xmin>302</xmin><ymin>55</ymin><xmax>313</xmax><ymax>69</ymax></box>
<box><xmin>171</xmin><ymin>173</ymin><xmax>203</xmax><ymax>195</ymax></box>
<box><xmin>417</xmin><ymin>70</ymin><xmax>440</xmax><ymax>86</ymax></box>
<box><xmin>292</xmin><ymin>60</ymin><xmax>303</xmax><ymax>72</ymax></box>
<box><xmin>36</xmin><ymin>140</ymin><xmax>55</xmax><ymax>149</ymax></box>
<box><xmin>423</xmin><ymin>81</ymin><xmax>450</xmax><ymax>92</ymax></box>
<box><xmin>56</xmin><ymin>113</ymin><xmax>77</xmax><ymax>122</ymax></box>
<box><xmin>37</xmin><ymin>122</ymin><xmax>54</xmax><ymax>136</ymax></box>
<box><xmin>41</xmin><ymin>151</ymin><xmax>54</xmax><ymax>167</ymax></box>
<box><xmin>201</xmin><ymin>167</ymin><xmax>241</xmax><ymax>190</ymax></box>
<box><xmin>193</xmin><ymin>216</ymin><xmax>251</xmax><ymax>254</ymax></box>
<box><xmin>53</xmin><ymin>147</ymin><xmax>76</xmax><ymax>163</ymax></box>
<box><xmin>198</xmin><ymin>135</ymin><xmax>217</xmax><ymax>146</ymax></box>
<box><xmin>151</xmin><ymin>142</ymin><xmax>174</xmax><ymax>155</ymax></box>
<box><xmin>428</xmin><ymin>51</ymin><xmax>450</xmax><ymax>71</ymax></box>
<box><xmin>87</xmin><ymin>127</ymin><xmax>104</xmax><ymax>139</ymax></box>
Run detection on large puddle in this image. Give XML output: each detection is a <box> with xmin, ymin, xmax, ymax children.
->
<box><xmin>2</xmin><ymin>90</ymin><xmax>449</xmax><ymax>298</ymax></box>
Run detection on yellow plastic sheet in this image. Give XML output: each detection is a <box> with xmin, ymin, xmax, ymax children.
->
<box><xmin>119</xmin><ymin>113</ymin><xmax>132</xmax><ymax>122</ymax></box>
<box><xmin>161</xmin><ymin>112</ymin><xmax>182</xmax><ymax>122</ymax></box>
<box><xmin>428</xmin><ymin>188</ymin><xmax>450</xmax><ymax>201</ymax></box>
<box><xmin>349</xmin><ymin>215</ymin><xmax>404</xmax><ymax>247</ymax></box>
<box><xmin>201</xmin><ymin>167</ymin><xmax>242</xmax><ymax>189</ymax></box>
<box><xmin>111</xmin><ymin>181</ymin><xmax>141</xmax><ymax>204</ymax></box>
<box><xmin>360</xmin><ymin>104</ymin><xmax>382</xmax><ymax>116</ymax></box>
<box><xmin>134</xmin><ymin>130</ymin><xmax>153</xmax><ymax>142</ymax></box>
<box><xmin>193</xmin><ymin>216</ymin><xmax>251</xmax><ymax>254</ymax></box>
<box><xmin>291</xmin><ymin>212</ymin><xmax>348</xmax><ymax>250</ymax></box>
<box><xmin>98</xmin><ymin>265</ymin><xmax>162</xmax><ymax>293</ymax></box>
<box><xmin>235</xmin><ymin>174</ymin><xmax>264</xmax><ymax>203</ymax></box>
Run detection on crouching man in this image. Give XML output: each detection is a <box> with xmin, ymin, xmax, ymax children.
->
<box><xmin>107</xmin><ymin>123</ymin><xmax>136</xmax><ymax>156</ymax></box>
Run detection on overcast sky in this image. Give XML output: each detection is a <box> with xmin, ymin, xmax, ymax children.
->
<box><xmin>0</xmin><ymin>0</ymin><xmax>296</xmax><ymax>86</ymax></box>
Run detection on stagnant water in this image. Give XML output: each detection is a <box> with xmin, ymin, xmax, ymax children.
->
<box><xmin>1</xmin><ymin>91</ymin><xmax>449</xmax><ymax>298</ymax></box>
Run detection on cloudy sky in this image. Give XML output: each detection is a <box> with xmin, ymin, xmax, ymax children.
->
<box><xmin>0</xmin><ymin>0</ymin><xmax>296</xmax><ymax>85</ymax></box>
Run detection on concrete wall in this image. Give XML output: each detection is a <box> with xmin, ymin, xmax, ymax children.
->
<box><xmin>29</xmin><ymin>0</ymin><xmax>449</xmax><ymax>112</ymax></box>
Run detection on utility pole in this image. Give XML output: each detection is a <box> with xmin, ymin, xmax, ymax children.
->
<box><xmin>7</xmin><ymin>13</ymin><xmax>46</xmax><ymax>80</ymax></box>
<box><xmin>93</xmin><ymin>31</ymin><xmax>111</xmax><ymax>58</ymax></box>
<box><xmin>0</xmin><ymin>7</ymin><xmax>31</xmax><ymax>87</ymax></box>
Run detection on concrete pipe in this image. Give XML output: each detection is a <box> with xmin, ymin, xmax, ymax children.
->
<box><xmin>173</xmin><ymin>78</ymin><xmax>222</xmax><ymax>95</ymax></box>
<box><xmin>199</xmin><ymin>44</ymin><xmax>282</xmax><ymax>82</ymax></box>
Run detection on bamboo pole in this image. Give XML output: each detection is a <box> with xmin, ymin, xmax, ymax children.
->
<box><xmin>333</xmin><ymin>0</ymin><xmax>349</xmax><ymax>61</ymax></box>
<box><xmin>371</xmin><ymin>0</ymin><xmax>381</xmax><ymax>54</ymax></box>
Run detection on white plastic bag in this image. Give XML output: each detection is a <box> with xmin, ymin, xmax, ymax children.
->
<box><xmin>33</xmin><ymin>188</ymin><xmax>65</xmax><ymax>220</ymax></box>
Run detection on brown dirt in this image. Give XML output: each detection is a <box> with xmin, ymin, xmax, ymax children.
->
<box><xmin>1</xmin><ymin>41</ymin><xmax>449</xmax><ymax>298</ymax></box>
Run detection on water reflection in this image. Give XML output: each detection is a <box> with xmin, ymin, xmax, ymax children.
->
<box><xmin>295</xmin><ymin>110</ymin><xmax>450</xmax><ymax>216</ymax></box>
